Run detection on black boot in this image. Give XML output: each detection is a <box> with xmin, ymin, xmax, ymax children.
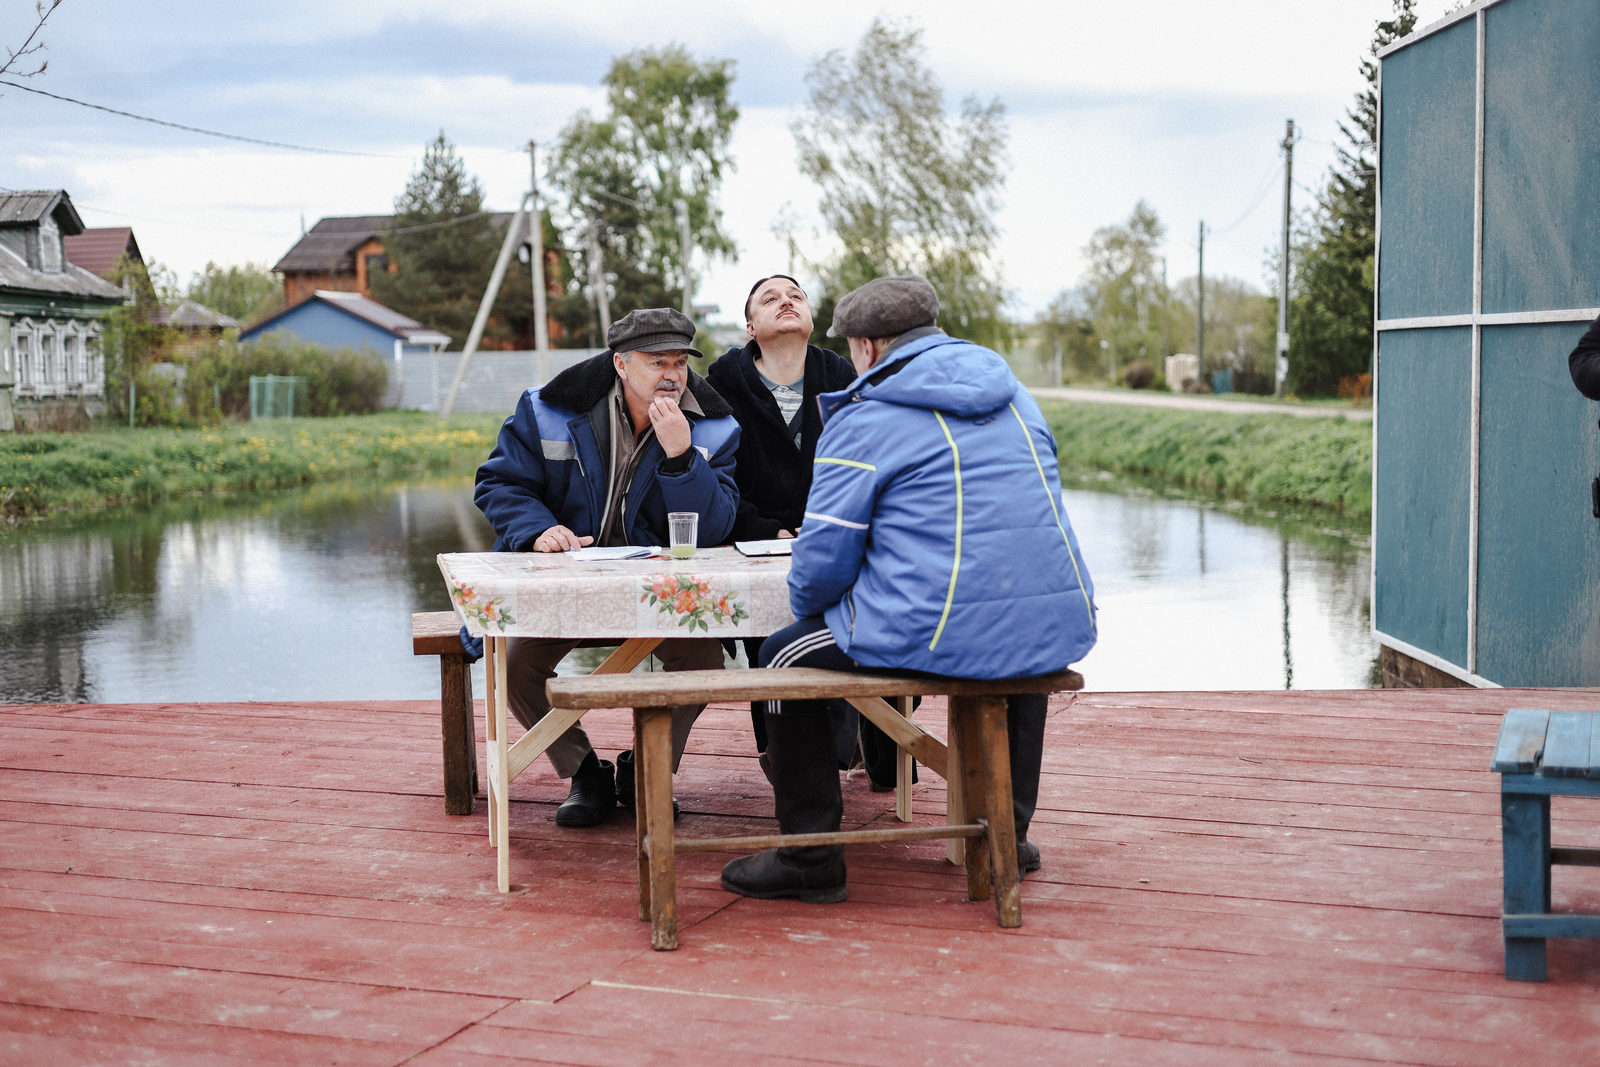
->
<box><xmin>721</xmin><ymin>848</ymin><xmax>846</xmax><ymax>903</ymax></box>
<box><xmin>614</xmin><ymin>749</ymin><xmax>678</xmax><ymax>820</ymax></box>
<box><xmin>555</xmin><ymin>753</ymin><xmax>615</xmax><ymax>828</ymax></box>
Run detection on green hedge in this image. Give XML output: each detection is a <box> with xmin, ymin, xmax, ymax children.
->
<box><xmin>184</xmin><ymin>334</ymin><xmax>390</xmax><ymax>421</ymax></box>
<box><xmin>1038</xmin><ymin>400</ymin><xmax>1373</xmax><ymax>518</ymax></box>
<box><xmin>1</xmin><ymin>412</ymin><xmax>503</xmax><ymax>527</ymax></box>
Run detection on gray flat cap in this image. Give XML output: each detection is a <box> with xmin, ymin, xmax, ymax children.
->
<box><xmin>827</xmin><ymin>276</ymin><xmax>939</xmax><ymax>338</ymax></box>
<box><xmin>607</xmin><ymin>307</ymin><xmax>702</xmax><ymax>358</ymax></box>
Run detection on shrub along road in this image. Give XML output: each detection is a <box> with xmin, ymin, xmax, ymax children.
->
<box><xmin>1032</xmin><ymin>388</ymin><xmax>1373</xmax><ymax>520</ymax></box>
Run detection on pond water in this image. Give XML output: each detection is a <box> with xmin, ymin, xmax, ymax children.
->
<box><xmin>0</xmin><ymin>474</ymin><xmax>1376</xmax><ymax>704</ymax></box>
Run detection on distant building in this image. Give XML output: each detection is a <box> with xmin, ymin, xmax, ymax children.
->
<box><xmin>239</xmin><ymin>289</ymin><xmax>449</xmax><ymax>407</ymax></box>
<box><xmin>0</xmin><ymin>190</ymin><xmax>126</xmax><ymax>431</ymax></box>
<box><xmin>270</xmin><ymin>212</ymin><xmax>565</xmax><ymax>346</ymax></box>
<box><xmin>272</xmin><ymin>216</ymin><xmax>393</xmax><ymax>308</ymax></box>
<box><xmin>155</xmin><ymin>298</ymin><xmax>240</xmax><ymax>359</ymax></box>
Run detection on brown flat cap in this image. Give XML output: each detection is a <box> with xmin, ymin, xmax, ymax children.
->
<box><xmin>826</xmin><ymin>276</ymin><xmax>939</xmax><ymax>338</ymax></box>
<box><xmin>607</xmin><ymin>307</ymin><xmax>702</xmax><ymax>358</ymax></box>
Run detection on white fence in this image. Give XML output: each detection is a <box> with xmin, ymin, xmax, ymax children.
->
<box><xmin>398</xmin><ymin>348</ymin><xmax>605</xmax><ymax>414</ymax></box>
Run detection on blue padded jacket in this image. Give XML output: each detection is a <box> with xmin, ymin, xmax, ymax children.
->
<box><xmin>789</xmin><ymin>330</ymin><xmax>1096</xmax><ymax>679</ymax></box>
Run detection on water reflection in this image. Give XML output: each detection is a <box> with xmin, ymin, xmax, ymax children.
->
<box><xmin>1</xmin><ymin>478</ymin><xmax>494</xmax><ymax>703</ymax></box>
<box><xmin>1062</xmin><ymin>474</ymin><xmax>1376</xmax><ymax>690</ymax></box>
<box><xmin>0</xmin><ymin>475</ymin><xmax>1376</xmax><ymax>704</ymax></box>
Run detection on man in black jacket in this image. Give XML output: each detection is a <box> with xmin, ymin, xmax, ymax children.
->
<box><xmin>706</xmin><ymin>276</ymin><xmax>900</xmax><ymax>782</ymax></box>
<box><xmin>707</xmin><ymin>275</ymin><xmax>857</xmax><ymax>539</ymax></box>
<box><xmin>1569</xmin><ymin>313</ymin><xmax>1600</xmax><ymax>399</ymax></box>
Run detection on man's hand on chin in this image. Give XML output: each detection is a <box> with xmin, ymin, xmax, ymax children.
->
<box><xmin>650</xmin><ymin>395</ymin><xmax>692</xmax><ymax>457</ymax></box>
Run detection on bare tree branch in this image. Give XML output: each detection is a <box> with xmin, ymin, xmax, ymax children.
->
<box><xmin>2</xmin><ymin>0</ymin><xmax>64</xmax><ymax>80</ymax></box>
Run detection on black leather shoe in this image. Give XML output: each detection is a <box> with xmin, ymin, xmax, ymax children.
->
<box><xmin>721</xmin><ymin>848</ymin><xmax>847</xmax><ymax>903</ymax></box>
<box><xmin>1017</xmin><ymin>838</ymin><xmax>1042</xmax><ymax>876</ymax></box>
<box><xmin>555</xmin><ymin>759</ymin><xmax>615</xmax><ymax>828</ymax></box>
<box><xmin>614</xmin><ymin>749</ymin><xmax>679</xmax><ymax>820</ymax></box>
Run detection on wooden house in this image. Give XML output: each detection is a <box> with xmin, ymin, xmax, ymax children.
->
<box><xmin>271</xmin><ymin>212</ymin><xmax>565</xmax><ymax>346</ymax></box>
<box><xmin>272</xmin><ymin>216</ymin><xmax>393</xmax><ymax>308</ymax></box>
<box><xmin>0</xmin><ymin>191</ymin><xmax>126</xmax><ymax>432</ymax></box>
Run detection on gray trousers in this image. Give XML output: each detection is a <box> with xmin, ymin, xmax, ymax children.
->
<box><xmin>505</xmin><ymin>636</ymin><xmax>724</xmax><ymax>778</ymax></box>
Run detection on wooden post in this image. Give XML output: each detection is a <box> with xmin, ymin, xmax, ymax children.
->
<box><xmin>639</xmin><ymin>705</ymin><xmax>679</xmax><ymax>950</ymax></box>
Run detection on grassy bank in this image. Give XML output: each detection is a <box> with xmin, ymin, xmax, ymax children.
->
<box><xmin>1037</xmin><ymin>400</ymin><xmax>1373</xmax><ymax>519</ymax></box>
<box><xmin>3</xmin><ymin>402</ymin><xmax>1374</xmax><ymax>530</ymax></box>
<box><xmin>1</xmin><ymin>412</ymin><xmax>504</xmax><ymax>528</ymax></box>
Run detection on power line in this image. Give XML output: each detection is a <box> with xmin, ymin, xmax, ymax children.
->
<box><xmin>0</xmin><ymin>78</ymin><xmax>400</xmax><ymax>158</ymax></box>
<box><xmin>1212</xmin><ymin>160</ymin><xmax>1284</xmax><ymax>237</ymax></box>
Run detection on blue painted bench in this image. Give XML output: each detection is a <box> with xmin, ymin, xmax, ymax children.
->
<box><xmin>1490</xmin><ymin>708</ymin><xmax>1600</xmax><ymax>981</ymax></box>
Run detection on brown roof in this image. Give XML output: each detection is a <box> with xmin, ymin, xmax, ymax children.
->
<box><xmin>271</xmin><ymin>212</ymin><xmax>521</xmax><ymax>274</ymax></box>
<box><xmin>271</xmin><ymin>216</ymin><xmax>390</xmax><ymax>275</ymax></box>
<box><xmin>63</xmin><ymin>227</ymin><xmax>142</xmax><ymax>278</ymax></box>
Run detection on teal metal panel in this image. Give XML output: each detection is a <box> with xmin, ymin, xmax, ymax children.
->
<box><xmin>1374</xmin><ymin>328</ymin><xmax>1472</xmax><ymax>665</ymax></box>
<box><xmin>1482</xmin><ymin>0</ymin><xmax>1600</xmax><ymax>313</ymax></box>
<box><xmin>1476</xmin><ymin>322</ymin><xmax>1600</xmax><ymax>685</ymax></box>
<box><xmin>1378</xmin><ymin>18</ymin><xmax>1477</xmax><ymax>321</ymax></box>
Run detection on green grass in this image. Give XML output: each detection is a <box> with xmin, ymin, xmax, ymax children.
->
<box><xmin>1038</xmin><ymin>400</ymin><xmax>1373</xmax><ymax>519</ymax></box>
<box><xmin>0</xmin><ymin>412</ymin><xmax>504</xmax><ymax>529</ymax></box>
<box><xmin>3</xmin><ymin>403</ymin><xmax>1374</xmax><ymax>531</ymax></box>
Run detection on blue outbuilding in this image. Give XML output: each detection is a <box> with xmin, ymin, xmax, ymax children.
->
<box><xmin>240</xmin><ymin>290</ymin><xmax>450</xmax><ymax>407</ymax></box>
<box><xmin>1374</xmin><ymin>0</ymin><xmax>1600</xmax><ymax>686</ymax></box>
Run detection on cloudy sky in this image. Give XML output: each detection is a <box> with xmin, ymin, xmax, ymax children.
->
<box><xmin>4</xmin><ymin>0</ymin><xmax>1460</xmax><ymax>325</ymax></box>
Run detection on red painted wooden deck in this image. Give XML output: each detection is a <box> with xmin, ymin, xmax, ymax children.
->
<box><xmin>5</xmin><ymin>687</ymin><xmax>1600</xmax><ymax>1064</ymax></box>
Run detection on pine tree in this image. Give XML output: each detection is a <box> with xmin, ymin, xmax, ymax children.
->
<box><xmin>1287</xmin><ymin>1</ymin><xmax>1417</xmax><ymax>396</ymax></box>
<box><xmin>370</xmin><ymin>133</ymin><xmax>531</xmax><ymax>349</ymax></box>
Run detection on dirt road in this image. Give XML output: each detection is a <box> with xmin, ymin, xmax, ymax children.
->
<box><xmin>1030</xmin><ymin>386</ymin><xmax>1373</xmax><ymax>421</ymax></box>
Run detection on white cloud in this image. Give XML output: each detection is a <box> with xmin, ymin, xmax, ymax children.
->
<box><xmin>9</xmin><ymin>0</ymin><xmax>1461</xmax><ymax>315</ymax></box>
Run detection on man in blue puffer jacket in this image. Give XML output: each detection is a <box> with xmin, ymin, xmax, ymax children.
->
<box><xmin>475</xmin><ymin>307</ymin><xmax>740</xmax><ymax>828</ymax></box>
<box><xmin>721</xmin><ymin>277</ymin><xmax>1097</xmax><ymax>903</ymax></box>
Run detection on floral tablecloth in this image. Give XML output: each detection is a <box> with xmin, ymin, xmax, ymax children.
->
<box><xmin>437</xmin><ymin>547</ymin><xmax>796</xmax><ymax>639</ymax></box>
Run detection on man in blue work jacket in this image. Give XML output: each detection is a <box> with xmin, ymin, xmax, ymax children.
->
<box><xmin>475</xmin><ymin>307</ymin><xmax>740</xmax><ymax>827</ymax></box>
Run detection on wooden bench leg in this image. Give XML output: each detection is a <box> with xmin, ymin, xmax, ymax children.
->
<box><xmin>975</xmin><ymin>694</ymin><xmax>1021</xmax><ymax>928</ymax></box>
<box><xmin>1503</xmin><ymin>791</ymin><xmax>1551</xmax><ymax>981</ymax></box>
<box><xmin>895</xmin><ymin>695</ymin><xmax>914</xmax><ymax>822</ymax></box>
<box><xmin>635</xmin><ymin>714</ymin><xmax>650</xmax><ymax>923</ymax></box>
<box><xmin>637</xmin><ymin>704</ymin><xmax>679</xmax><ymax>950</ymax></box>
<box><xmin>439</xmin><ymin>652</ymin><xmax>478</xmax><ymax>815</ymax></box>
<box><xmin>951</xmin><ymin>695</ymin><xmax>993</xmax><ymax>903</ymax></box>
<box><xmin>945</xmin><ymin>709</ymin><xmax>965</xmax><ymax>866</ymax></box>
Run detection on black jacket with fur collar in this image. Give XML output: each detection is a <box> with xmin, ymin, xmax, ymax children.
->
<box><xmin>706</xmin><ymin>340</ymin><xmax>856</xmax><ymax>540</ymax></box>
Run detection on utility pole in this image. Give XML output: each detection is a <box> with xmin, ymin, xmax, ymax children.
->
<box><xmin>586</xmin><ymin>213</ymin><xmax>611</xmax><ymax>339</ymax></box>
<box><xmin>1196</xmin><ymin>221</ymin><xmax>1206</xmax><ymax>391</ymax></box>
<box><xmin>439</xmin><ymin>194</ymin><xmax>530</xmax><ymax>419</ymax></box>
<box><xmin>675</xmin><ymin>198</ymin><xmax>693</xmax><ymax>321</ymax></box>
<box><xmin>1276</xmin><ymin>118</ymin><xmax>1295</xmax><ymax>396</ymax></box>
<box><xmin>527</xmin><ymin>141</ymin><xmax>548</xmax><ymax>376</ymax></box>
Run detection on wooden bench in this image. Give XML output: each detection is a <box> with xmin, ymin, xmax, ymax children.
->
<box><xmin>1490</xmin><ymin>708</ymin><xmax>1600</xmax><ymax>981</ymax></box>
<box><xmin>545</xmin><ymin>665</ymin><xmax>1084</xmax><ymax>951</ymax></box>
<box><xmin>411</xmin><ymin>611</ymin><xmax>480</xmax><ymax>815</ymax></box>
